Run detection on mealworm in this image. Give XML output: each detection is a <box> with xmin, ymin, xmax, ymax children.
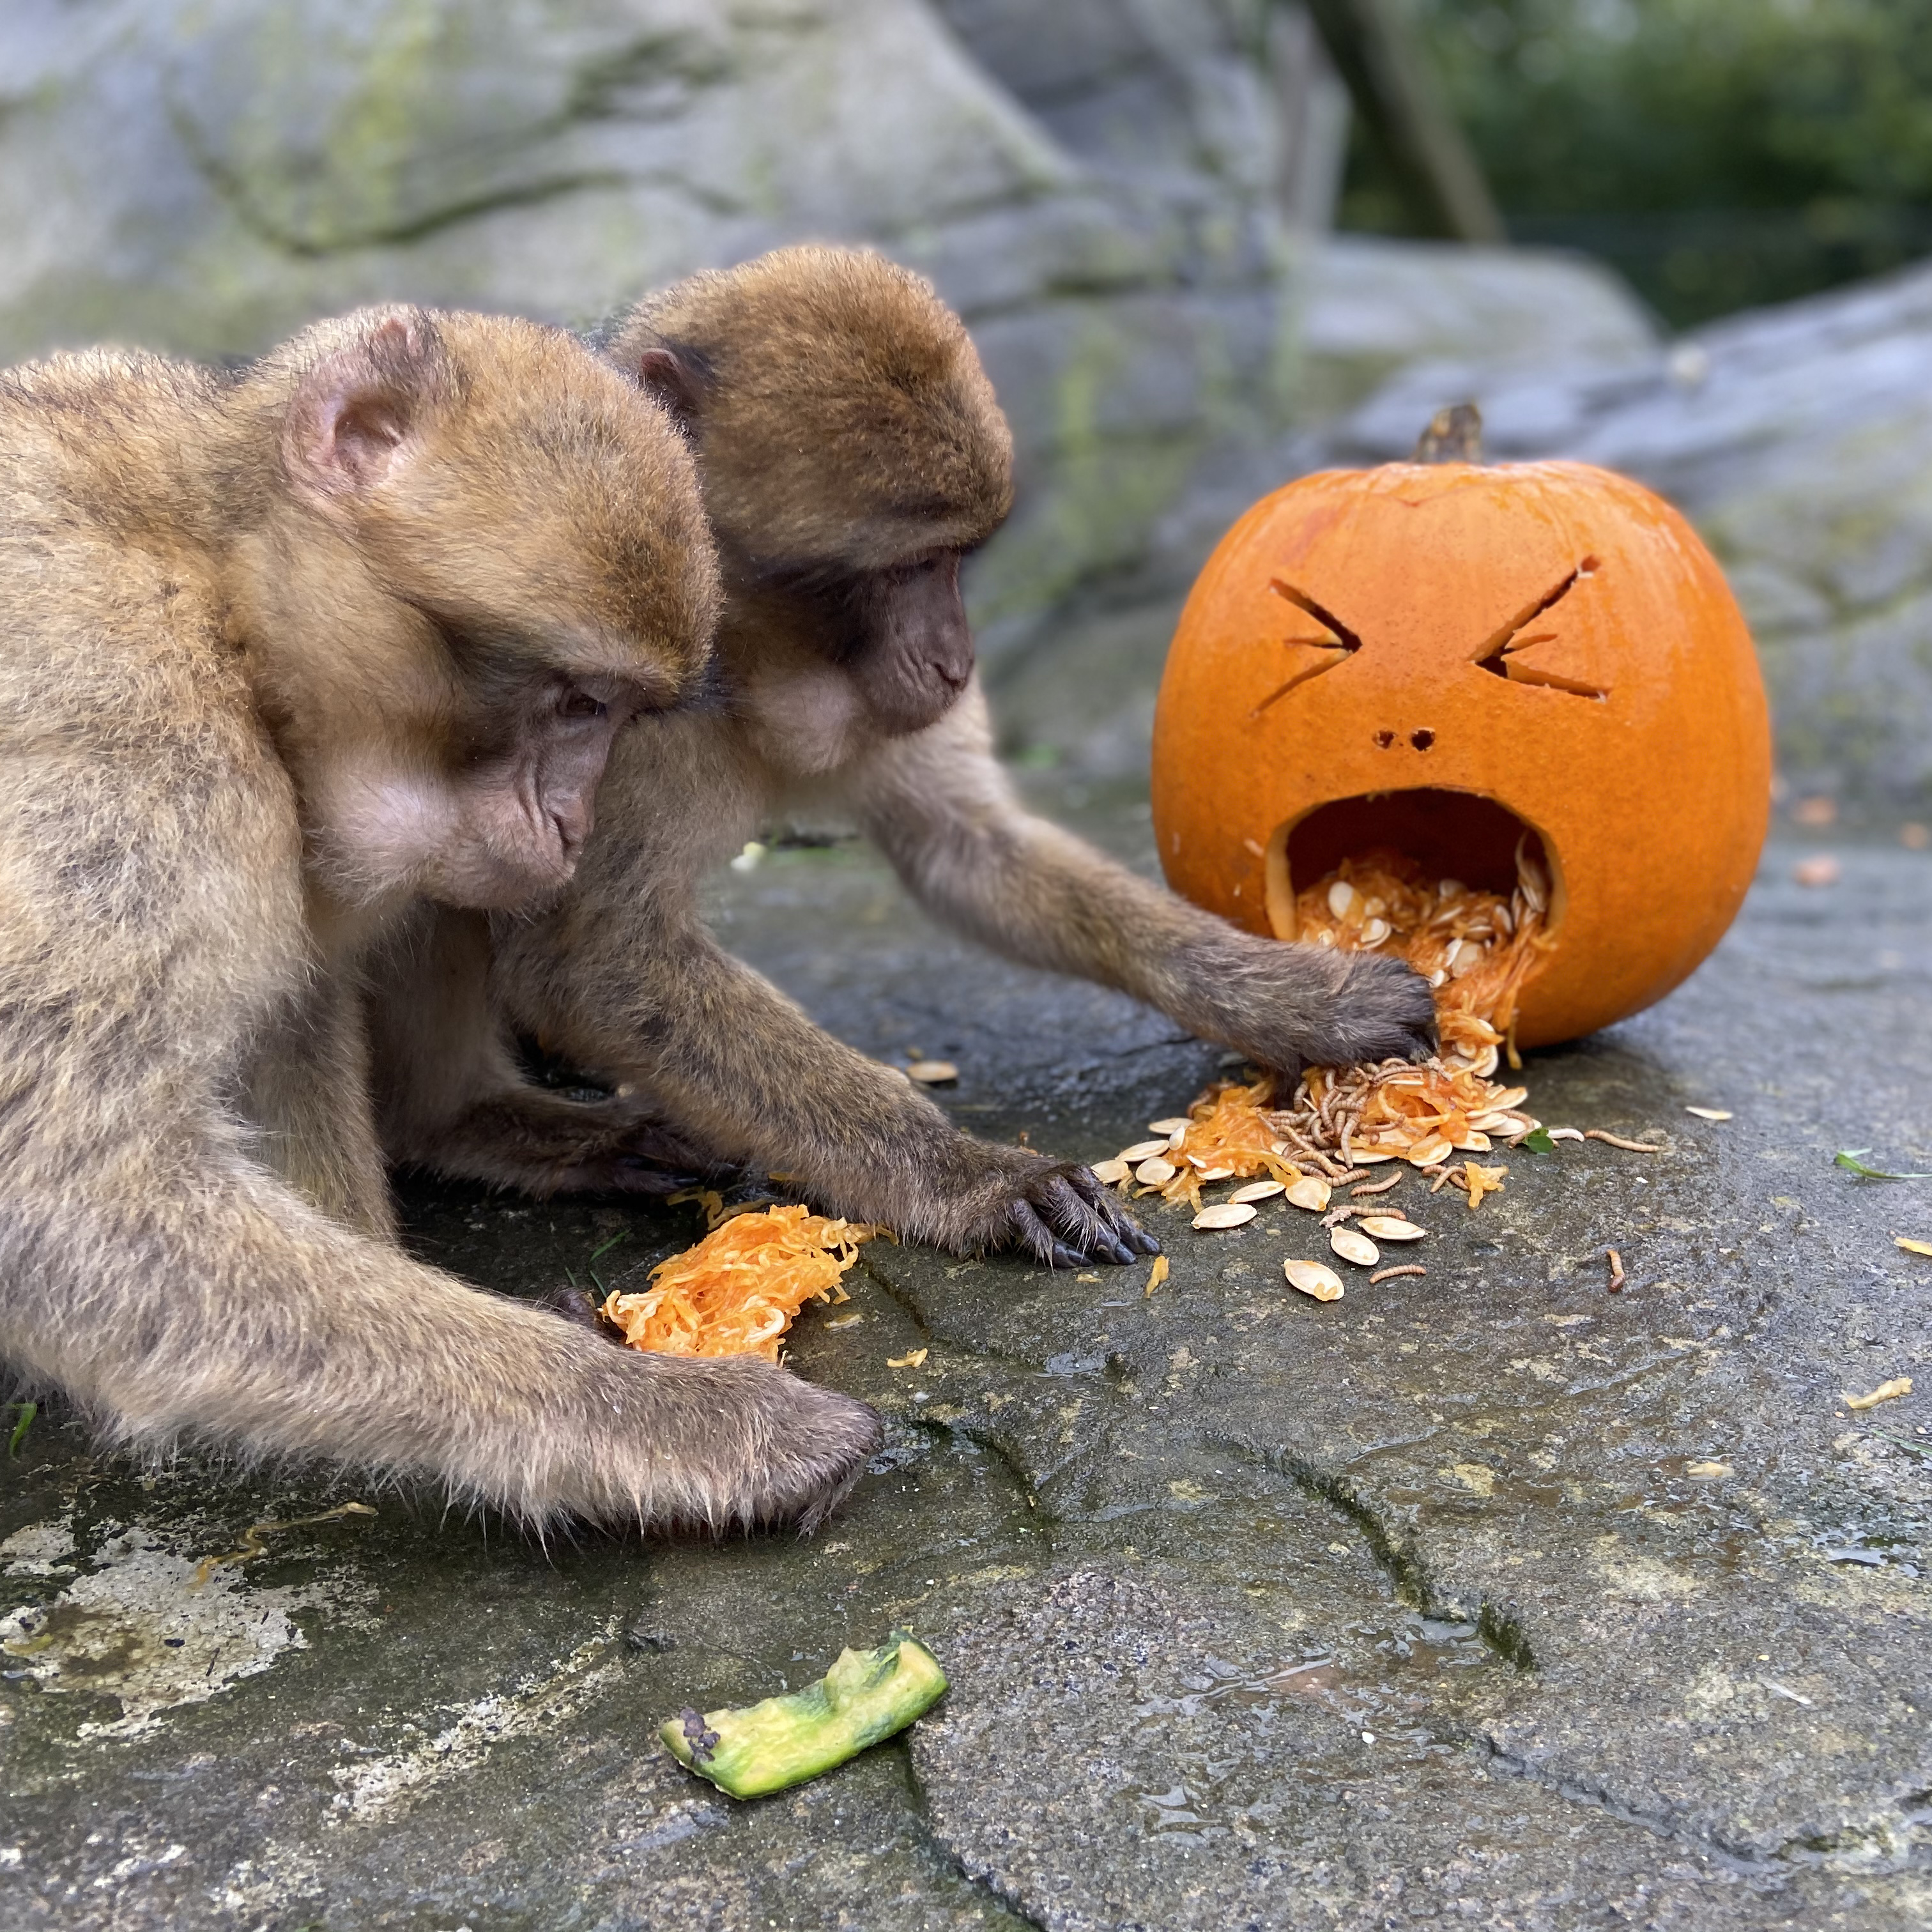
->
<box><xmin>1586</xmin><ymin>1130</ymin><xmax>1664</xmax><ymax>1153</ymax></box>
<box><xmin>1370</xmin><ymin>1264</ymin><xmax>1427</xmax><ymax>1283</ymax></box>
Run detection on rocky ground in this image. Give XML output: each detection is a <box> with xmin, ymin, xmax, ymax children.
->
<box><xmin>3</xmin><ymin>754</ymin><xmax>1929</xmax><ymax>1929</ymax></box>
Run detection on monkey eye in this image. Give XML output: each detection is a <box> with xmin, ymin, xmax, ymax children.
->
<box><xmin>558</xmin><ymin>690</ymin><xmax>608</xmax><ymax>721</ymax></box>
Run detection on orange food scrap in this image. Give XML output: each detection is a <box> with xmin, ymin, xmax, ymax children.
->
<box><xmin>1255</xmin><ymin>848</ymin><xmax>1551</xmax><ymax>1167</ymax></box>
<box><xmin>1100</xmin><ymin>1080</ymin><xmax>1307</xmax><ymax>1209</ymax></box>
<box><xmin>1457</xmin><ymin>1161</ymin><xmax>1508</xmax><ymax>1208</ymax></box>
<box><xmin>1146</xmin><ymin>1080</ymin><xmax>1305</xmax><ymax>1209</ymax></box>
<box><xmin>600</xmin><ymin>1205</ymin><xmax>873</xmax><ymax>1363</ymax></box>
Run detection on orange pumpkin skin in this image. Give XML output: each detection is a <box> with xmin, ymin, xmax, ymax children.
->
<box><xmin>1151</xmin><ymin>460</ymin><xmax>1771</xmax><ymax>1049</ymax></box>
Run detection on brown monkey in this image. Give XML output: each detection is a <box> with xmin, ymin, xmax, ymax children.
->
<box><xmin>0</xmin><ymin>307</ymin><xmax>879</xmax><ymax>1529</ymax></box>
<box><xmin>371</xmin><ymin>248</ymin><xmax>1434</xmax><ymax>1263</ymax></box>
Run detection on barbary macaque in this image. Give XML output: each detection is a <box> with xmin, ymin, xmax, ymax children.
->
<box><xmin>0</xmin><ymin>309</ymin><xmax>879</xmax><ymax>1529</ymax></box>
<box><xmin>371</xmin><ymin>248</ymin><xmax>1436</xmax><ymax>1264</ymax></box>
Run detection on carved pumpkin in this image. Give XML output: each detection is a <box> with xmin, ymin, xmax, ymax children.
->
<box><xmin>1151</xmin><ymin>456</ymin><xmax>1771</xmax><ymax>1048</ymax></box>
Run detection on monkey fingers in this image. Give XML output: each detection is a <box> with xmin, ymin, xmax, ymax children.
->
<box><xmin>999</xmin><ymin>1162</ymin><xmax>1157</xmax><ymax>1269</ymax></box>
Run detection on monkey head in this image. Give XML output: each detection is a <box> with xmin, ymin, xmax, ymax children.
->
<box><xmin>605</xmin><ymin>246</ymin><xmax>1012</xmax><ymax>762</ymax></box>
<box><xmin>233</xmin><ymin>307</ymin><xmax>719</xmax><ymax>912</ymax></box>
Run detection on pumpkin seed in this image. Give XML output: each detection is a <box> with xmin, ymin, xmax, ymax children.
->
<box><xmin>1191</xmin><ymin>1163</ymin><xmax>1235</xmax><ymax>1181</ymax></box>
<box><xmin>1119</xmin><ymin>1140</ymin><xmax>1168</xmax><ymax>1163</ymax></box>
<box><xmin>1229</xmin><ymin>1179</ymin><xmax>1285</xmax><ymax>1204</ymax></box>
<box><xmin>1327</xmin><ymin>879</ymin><xmax>1357</xmax><ymax>920</ymax></box>
<box><xmin>1360</xmin><ymin>1215</ymin><xmax>1426</xmax><ymax>1241</ymax></box>
<box><xmin>906</xmin><ymin>1061</ymin><xmax>958</xmax><ymax>1083</ymax></box>
<box><xmin>1134</xmin><ymin>1156</ymin><xmax>1177</xmax><ymax>1186</ymax></box>
<box><xmin>1407</xmin><ymin>1139</ymin><xmax>1453</xmax><ymax>1167</ymax></box>
<box><xmin>1193</xmin><ymin>1202</ymin><xmax>1257</xmax><ymax>1230</ymax></box>
<box><xmin>1147</xmin><ymin>1117</ymin><xmax>1190</xmax><ymax>1135</ymax></box>
<box><xmin>1360</xmin><ymin>917</ymin><xmax>1391</xmax><ymax>946</ymax></box>
<box><xmin>1284</xmin><ymin>1258</ymin><xmax>1344</xmax><ymax>1302</ymax></box>
<box><xmin>1091</xmin><ymin>1158</ymin><xmax>1130</xmax><ymax>1185</ymax></box>
<box><xmin>1285</xmin><ymin>1176</ymin><xmax>1331</xmax><ymax>1212</ymax></box>
<box><xmin>1330</xmin><ymin>1227</ymin><xmax>1379</xmax><ymax>1266</ymax></box>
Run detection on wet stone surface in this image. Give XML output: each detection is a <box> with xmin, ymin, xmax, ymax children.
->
<box><xmin>3</xmin><ymin>793</ymin><xmax>1931</xmax><ymax>1929</ymax></box>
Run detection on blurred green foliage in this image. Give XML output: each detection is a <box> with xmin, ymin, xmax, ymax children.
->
<box><xmin>1337</xmin><ymin>0</ymin><xmax>1932</xmax><ymax>326</ymax></box>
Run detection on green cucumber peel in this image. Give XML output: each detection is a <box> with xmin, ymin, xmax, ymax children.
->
<box><xmin>660</xmin><ymin>1630</ymin><xmax>947</xmax><ymax>1799</ymax></box>
<box><xmin>1835</xmin><ymin>1149</ymin><xmax>1932</xmax><ymax>1181</ymax></box>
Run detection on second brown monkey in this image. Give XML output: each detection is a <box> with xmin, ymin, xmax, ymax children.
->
<box><xmin>370</xmin><ymin>247</ymin><xmax>1436</xmax><ymax>1266</ymax></box>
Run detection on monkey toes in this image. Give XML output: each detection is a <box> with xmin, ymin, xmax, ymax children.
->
<box><xmin>730</xmin><ymin>1370</ymin><xmax>885</xmax><ymax>1535</ymax></box>
<box><xmin>945</xmin><ymin>1149</ymin><xmax>1160</xmax><ymax>1269</ymax></box>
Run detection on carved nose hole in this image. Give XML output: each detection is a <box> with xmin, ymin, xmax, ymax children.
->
<box><xmin>1374</xmin><ymin>730</ymin><xmax>1395</xmax><ymax>749</ymax></box>
<box><xmin>1411</xmin><ymin>728</ymin><xmax>1435</xmax><ymax>750</ymax></box>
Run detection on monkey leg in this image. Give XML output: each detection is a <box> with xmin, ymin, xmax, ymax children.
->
<box><xmin>493</xmin><ymin>919</ymin><xmax>1156</xmax><ymax>1268</ymax></box>
<box><xmin>1</xmin><ymin>1160</ymin><xmax>879</xmax><ymax>1531</ymax></box>
<box><xmin>393</xmin><ymin>1085</ymin><xmax>724</xmax><ymax>1199</ymax></box>
<box><xmin>368</xmin><ymin>907</ymin><xmax>725</xmax><ymax>1197</ymax></box>
<box><xmin>852</xmin><ymin>691</ymin><xmax>1438</xmax><ymax>1080</ymax></box>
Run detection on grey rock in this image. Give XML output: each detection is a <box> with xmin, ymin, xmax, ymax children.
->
<box><xmin>1299</xmin><ymin>232</ymin><xmax>1662</xmax><ymax>420</ymax></box>
<box><xmin>0</xmin><ymin>0</ymin><xmax>1347</xmax><ymax>640</ymax></box>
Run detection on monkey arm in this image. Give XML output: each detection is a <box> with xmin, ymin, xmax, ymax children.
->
<box><xmin>490</xmin><ymin>909</ymin><xmax>1152</xmax><ymax>1266</ymax></box>
<box><xmin>2</xmin><ymin>1157</ymin><xmax>875</xmax><ymax>1529</ymax></box>
<box><xmin>0</xmin><ymin>709</ymin><xmax>872</xmax><ymax>1532</ymax></box>
<box><xmin>847</xmin><ymin>686</ymin><xmax>1438</xmax><ymax>1075</ymax></box>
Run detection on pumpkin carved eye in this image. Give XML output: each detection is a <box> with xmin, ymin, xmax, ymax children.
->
<box><xmin>1473</xmin><ymin>556</ymin><xmax>1609</xmax><ymax>700</ymax></box>
<box><xmin>1251</xmin><ymin>578</ymin><xmax>1363</xmax><ymax>716</ymax></box>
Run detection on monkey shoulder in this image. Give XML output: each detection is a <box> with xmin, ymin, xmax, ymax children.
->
<box><xmin>596</xmin><ymin>705</ymin><xmax>770</xmax><ymax>878</ymax></box>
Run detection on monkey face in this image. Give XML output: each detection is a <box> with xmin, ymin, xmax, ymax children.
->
<box><xmin>423</xmin><ymin>673</ymin><xmax>648</xmax><ymax>909</ymax></box>
<box><xmin>259</xmin><ymin>306</ymin><xmax>722</xmax><ymax>913</ymax></box>
<box><xmin>609</xmin><ymin>246</ymin><xmax>1016</xmax><ymax>753</ymax></box>
<box><xmin>836</xmin><ymin>551</ymin><xmax>975</xmax><ymax>737</ymax></box>
<box><xmin>720</xmin><ymin>546</ymin><xmax>976</xmax><ymax>763</ymax></box>
<box><xmin>304</xmin><ymin>671</ymin><xmax>645</xmax><ymax>912</ymax></box>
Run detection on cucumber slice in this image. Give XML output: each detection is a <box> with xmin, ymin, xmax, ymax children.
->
<box><xmin>660</xmin><ymin>1630</ymin><xmax>947</xmax><ymax>1798</ymax></box>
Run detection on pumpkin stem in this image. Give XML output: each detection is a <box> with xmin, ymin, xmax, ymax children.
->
<box><xmin>1413</xmin><ymin>402</ymin><xmax>1483</xmax><ymax>463</ymax></box>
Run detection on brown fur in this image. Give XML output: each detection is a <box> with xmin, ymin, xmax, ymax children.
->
<box><xmin>0</xmin><ymin>309</ymin><xmax>880</xmax><ymax>1529</ymax></box>
<box><xmin>372</xmin><ymin>247</ymin><xmax>1434</xmax><ymax>1261</ymax></box>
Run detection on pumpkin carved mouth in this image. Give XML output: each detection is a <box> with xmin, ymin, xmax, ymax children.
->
<box><xmin>1262</xmin><ymin>788</ymin><xmax>1559</xmax><ymax>946</ymax></box>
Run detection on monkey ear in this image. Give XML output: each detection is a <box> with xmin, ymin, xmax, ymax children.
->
<box><xmin>632</xmin><ymin>344</ymin><xmax>707</xmax><ymax>431</ymax></box>
<box><xmin>285</xmin><ymin>315</ymin><xmax>440</xmax><ymax>503</ymax></box>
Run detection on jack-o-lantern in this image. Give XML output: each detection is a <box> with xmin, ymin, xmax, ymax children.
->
<box><xmin>1151</xmin><ymin>449</ymin><xmax>1770</xmax><ymax>1048</ymax></box>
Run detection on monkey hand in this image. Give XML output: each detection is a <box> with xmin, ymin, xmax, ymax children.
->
<box><xmin>562</xmin><ymin>1335</ymin><xmax>884</xmax><ymax>1533</ymax></box>
<box><xmin>912</xmin><ymin>1141</ymin><xmax>1161</xmax><ymax>1269</ymax></box>
<box><xmin>1177</xmin><ymin>939</ymin><xmax>1437</xmax><ymax>1081</ymax></box>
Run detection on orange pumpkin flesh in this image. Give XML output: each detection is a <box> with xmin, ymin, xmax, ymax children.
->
<box><xmin>1151</xmin><ymin>460</ymin><xmax>1771</xmax><ymax>1048</ymax></box>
